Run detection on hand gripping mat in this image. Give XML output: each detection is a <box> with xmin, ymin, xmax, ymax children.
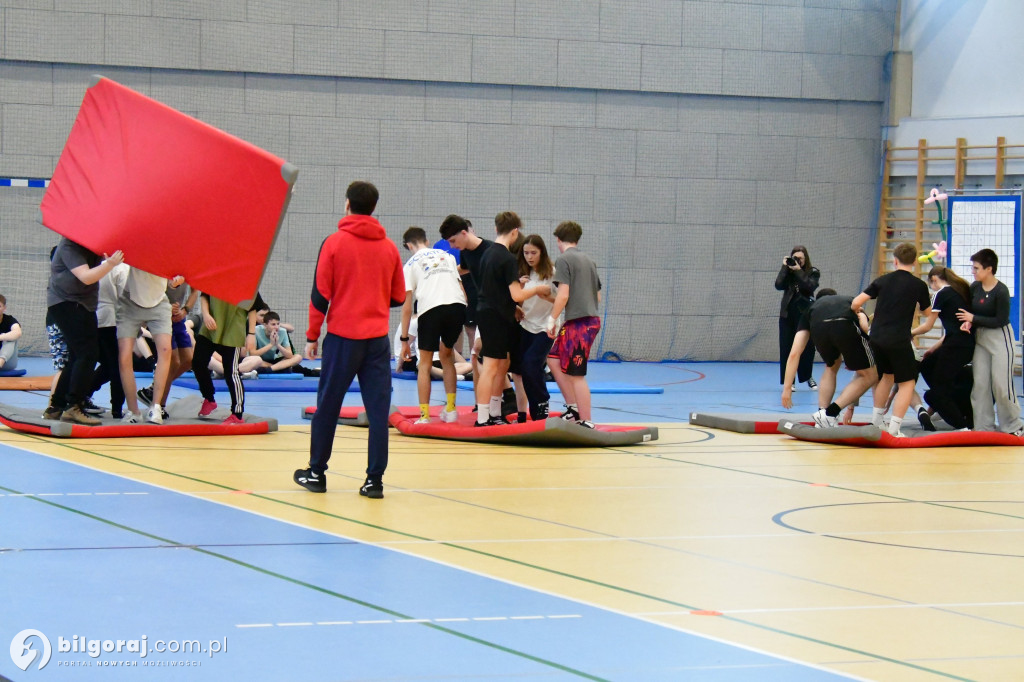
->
<box><xmin>0</xmin><ymin>398</ymin><xmax>276</xmax><ymax>438</ymax></box>
<box><xmin>40</xmin><ymin>76</ymin><xmax>297</xmax><ymax>307</ymax></box>
<box><xmin>778</xmin><ymin>420</ymin><xmax>1024</xmax><ymax>448</ymax></box>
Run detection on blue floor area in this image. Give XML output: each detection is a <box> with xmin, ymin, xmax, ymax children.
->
<box><xmin>0</xmin><ymin>445</ymin><xmax>850</xmax><ymax>681</ymax></box>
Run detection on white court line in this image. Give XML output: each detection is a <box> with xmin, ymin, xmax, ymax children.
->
<box><xmin>637</xmin><ymin>601</ymin><xmax>1024</xmax><ymax>616</ymax></box>
<box><xmin>236</xmin><ymin>614</ymin><xmax>583</xmax><ymax>628</ymax></box>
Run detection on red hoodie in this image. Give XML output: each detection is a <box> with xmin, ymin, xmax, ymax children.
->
<box><xmin>306</xmin><ymin>214</ymin><xmax>405</xmax><ymax>342</ymax></box>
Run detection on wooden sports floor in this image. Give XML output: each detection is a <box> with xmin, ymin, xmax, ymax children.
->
<box><xmin>1</xmin><ymin>360</ymin><xmax>1022</xmax><ymax>681</ymax></box>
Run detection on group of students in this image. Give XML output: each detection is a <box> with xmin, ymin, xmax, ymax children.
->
<box><xmin>782</xmin><ymin>242</ymin><xmax>1022</xmax><ymax>437</ymax></box>
<box><xmin>40</xmin><ymin>235</ymin><xmax>303</xmax><ymax>427</ymax></box>
<box><xmin>398</xmin><ymin>211</ymin><xmax>602</xmax><ymax>428</ymax></box>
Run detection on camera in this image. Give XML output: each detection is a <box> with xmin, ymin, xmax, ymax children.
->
<box><xmin>785</xmin><ymin>256</ymin><xmax>797</xmax><ymax>267</ymax></box>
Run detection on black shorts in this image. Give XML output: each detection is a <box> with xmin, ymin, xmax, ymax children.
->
<box><xmin>417</xmin><ymin>303</ymin><xmax>465</xmax><ymax>352</ymax></box>
<box><xmin>477</xmin><ymin>308</ymin><xmax>519</xmax><ymax>360</ymax></box>
<box><xmin>869</xmin><ymin>340</ymin><xmax>918</xmax><ymax>383</ymax></box>
<box><xmin>811</xmin><ymin>320</ymin><xmax>873</xmax><ymax>372</ymax></box>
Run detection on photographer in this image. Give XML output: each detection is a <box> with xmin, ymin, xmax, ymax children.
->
<box><xmin>775</xmin><ymin>246</ymin><xmax>819</xmax><ymax>389</ymax></box>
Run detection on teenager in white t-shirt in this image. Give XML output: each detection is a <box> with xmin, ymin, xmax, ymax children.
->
<box><xmin>398</xmin><ymin>227</ymin><xmax>468</xmax><ymax>424</ymax></box>
<box><xmin>510</xmin><ymin>235</ymin><xmax>557</xmax><ymax>421</ymax></box>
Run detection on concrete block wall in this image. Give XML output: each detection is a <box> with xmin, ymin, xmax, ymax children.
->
<box><xmin>0</xmin><ymin>1</ymin><xmax>894</xmax><ymax>360</ymax></box>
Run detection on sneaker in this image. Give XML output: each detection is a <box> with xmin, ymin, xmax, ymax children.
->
<box><xmin>535</xmin><ymin>402</ymin><xmax>549</xmax><ymax>420</ymax></box>
<box><xmin>474</xmin><ymin>419</ymin><xmax>490</xmax><ymax>427</ymax></box>
<box><xmin>82</xmin><ymin>398</ymin><xmax>105</xmax><ymax>415</ymax></box>
<box><xmin>293</xmin><ymin>468</ymin><xmax>326</xmax><ymax>493</ymax></box>
<box><xmin>198</xmin><ymin>399</ymin><xmax>217</xmax><ymax>417</ymax></box>
<box><xmin>42</xmin><ymin>405</ymin><xmax>64</xmax><ymax>420</ymax></box>
<box><xmin>577</xmin><ymin>420</ymin><xmax>596</xmax><ymax>429</ymax></box>
<box><xmin>440</xmin><ymin>408</ymin><xmax>458</xmax><ymax>423</ymax></box>
<box><xmin>917</xmin><ymin>409</ymin><xmax>936</xmax><ymax>432</ymax></box>
<box><xmin>489</xmin><ymin>415</ymin><xmax>510</xmax><ymax>426</ymax></box>
<box><xmin>807</xmin><ymin>378</ymin><xmax>818</xmax><ymax>389</ymax></box>
<box><xmin>223</xmin><ymin>413</ymin><xmax>244</xmax><ymax>425</ymax></box>
<box><xmin>146</xmin><ymin>406</ymin><xmax>163</xmax><ymax>425</ymax></box>
<box><xmin>812</xmin><ymin>408</ymin><xmax>837</xmax><ymax>429</ymax></box>
<box><xmin>121</xmin><ymin>411</ymin><xmax>141</xmax><ymax>424</ymax></box>
<box><xmin>161</xmin><ymin>408</ymin><xmax>169</xmax><ymax>421</ymax></box>
<box><xmin>60</xmin><ymin>405</ymin><xmax>101</xmax><ymax>426</ymax></box>
<box><xmin>889</xmin><ymin>430</ymin><xmax>906</xmax><ymax>438</ymax></box>
<box><xmin>111</xmin><ymin>409</ymin><xmax>124</xmax><ymax>420</ymax></box>
<box><xmin>359</xmin><ymin>477</ymin><xmax>383</xmax><ymax>499</ymax></box>
<box><xmin>414</xmin><ymin>417</ymin><xmax>431</xmax><ymax>425</ymax></box>
<box><xmin>241</xmin><ymin>370</ymin><xmax>258</xmax><ymax>380</ymax></box>
<box><xmin>137</xmin><ymin>386</ymin><xmax>154</xmax><ymax>407</ymax></box>
<box><xmin>1013</xmin><ymin>427</ymin><xmax>1024</xmax><ymax>437</ymax></box>
<box><xmin>560</xmin><ymin>405</ymin><xmax>580</xmax><ymax>423</ymax></box>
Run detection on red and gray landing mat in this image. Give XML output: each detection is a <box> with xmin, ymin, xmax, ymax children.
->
<box><xmin>778</xmin><ymin>420</ymin><xmax>1024</xmax><ymax>448</ymax></box>
<box><xmin>303</xmin><ymin>405</ymin><xmax>657</xmax><ymax>446</ymax></box>
<box><xmin>689</xmin><ymin>412</ymin><xmax>872</xmax><ymax>434</ymax></box>
<box><xmin>0</xmin><ymin>397</ymin><xmax>276</xmax><ymax>438</ymax></box>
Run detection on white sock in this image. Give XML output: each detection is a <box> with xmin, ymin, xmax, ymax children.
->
<box><xmin>872</xmin><ymin>407</ymin><xmax>885</xmax><ymax>427</ymax></box>
<box><xmin>477</xmin><ymin>405</ymin><xmax>489</xmax><ymax>424</ymax></box>
<box><xmin>489</xmin><ymin>395</ymin><xmax>501</xmax><ymax>414</ymax></box>
<box><xmin>888</xmin><ymin>416</ymin><xmax>903</xmax><ymax>435</ymax></box>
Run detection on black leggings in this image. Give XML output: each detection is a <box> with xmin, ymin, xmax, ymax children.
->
<box><xmin>47</xmin><ymin>301</ymin><xmax>99</xmax><ymax>409</ymax></box>
<box><xmin>192</xmin><ymin>334</ymin><xmax>243</xmax><ymax>416</ymax></box>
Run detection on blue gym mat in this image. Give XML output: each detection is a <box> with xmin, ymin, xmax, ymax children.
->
<box><xmin>173</xmin><ymin>377</ymin><xmax>341</xmax><ymax>392</ymax></box>
<box><xmin>0</xmin><ymin>368</ymin><xmax>27</xmax><ymax>377</ymax></box>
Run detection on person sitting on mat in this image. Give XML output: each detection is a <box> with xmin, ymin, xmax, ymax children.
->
<box><xmin>0</xmin><ymin>293</ymin><xmax>23</xmax><ymax>372</ymax></box>
<box><xmin>253</xmin><ymin>311</ymin><xmax>303</xmax><ymax>374</ymax></box>
<box><xmin>399</xmin><ymin>225</ymin><xmax>467</xmax><ymax>424</ymax></box>
<box><xmin>394</xmin><ymin>314</ymin><xmax>473</xmax><ymax>380</ymax></box>
<box><xmin>545</xmin><ymin>221</ymin><xmax>603</xmax><ymax>429</ymax></box>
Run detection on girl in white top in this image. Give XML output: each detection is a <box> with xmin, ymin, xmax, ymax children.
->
<box><xmin>511</xmin><ymin>235</ymin><xmax>558</xmax><ymax>421</ymax></box>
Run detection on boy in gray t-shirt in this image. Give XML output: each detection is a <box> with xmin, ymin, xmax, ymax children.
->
<box><xmin>545</xmin><ymin>221</ymin><xmax>602</xmax><ymax>428</ymax></box>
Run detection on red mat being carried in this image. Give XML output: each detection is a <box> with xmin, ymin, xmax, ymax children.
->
<box><xmin>40</xmin><ymin>76</ymin><xmax>297</xmax><ymax>306</ymax></box>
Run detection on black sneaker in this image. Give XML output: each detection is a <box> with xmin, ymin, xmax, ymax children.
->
<box><xmin>82</xmin><ymin>398</ymin><xmax>105</xmax><ymax>415</ymax></box>
<box><xmin>501</xmin><ymin>388</ymin><xmax>517</xmax><ymax>417</ymax></box>
<box><xmin>534</xmin><ymin>401</ymin><xmax>550</xmax><ymax>420</ymax></box>
<box><xmin>359</xmin><ymin>477</ymin><xmax>383</xmax><ymax>499</ymax></box>
<box><xmin>293</xmin><ymin>468</ymin><xmax>326</xmax><ymax>493</ymax></box>
<box><xmin>490</xmin><ymin>415</ymin><xmax>510</xmax><ymax>426</ymax></box>
<box><xmin>560</xmin><ymin>405</ymin><xmax>580</xmax><ymax>422</ymax></box>
<box><xmin>42</xmin><ymin>405</ymin><xmax>64</xmax><ymax>420</ymax></box>
<box><xmin>807</xmin><ymin>378</ymin><xmax>818</xmax><ymax>389</ymax></box>
<box><xmin>917</xmin><ymin>408</ymin><xmax>936</xmax><ymax>432</ymax></box>
<box><xmin>137</xmin><ymin>386</ymin><xmax>154</xmax><ymax>407</ymax></box>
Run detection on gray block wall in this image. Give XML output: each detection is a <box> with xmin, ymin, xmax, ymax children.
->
<box><xmin>0</xmin><ymin>1</ymin><xmax>895</xmax><ymax>360</ymax></box>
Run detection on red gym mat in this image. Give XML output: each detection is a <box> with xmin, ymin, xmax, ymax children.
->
<box><xmin>778</xmin><ymin>420</ymin><xmax>1024</xmax><ymax>448</ymax></box>
<box><xmin>303</xmin><ymin>405</ymin><xmax>657</xmax><ymax>447</ymax></box>
<box><xmin>0</xmin><ymin>399</ymin><xmax>276</xmax><ymax>438</ymax></box>
<box><xmin>40</xmin><ymin>76</ymin><xmax>297</xmax><ymax>307</ymax></box>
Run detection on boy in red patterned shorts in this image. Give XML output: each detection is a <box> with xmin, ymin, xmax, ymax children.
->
<box><xmin>545</xmin><ymin>221</ymin><xmax>602</xmax><ymax>428</ymax></box>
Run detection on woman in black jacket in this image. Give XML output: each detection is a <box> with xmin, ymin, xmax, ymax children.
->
<box><xmin>775</xmin><ymin>246</ymin><xmax>819</xmax><ymax>388</ymax></box>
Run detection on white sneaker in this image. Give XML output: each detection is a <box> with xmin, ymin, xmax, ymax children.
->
<box><xmin>241</xmin><ymin>370</ymin><xmax>258</xmax><ymax>380</ymax></box>
<box><xmin>146</xmin><ymin>406</ymin><xmax>163</xmax><ymax>425</ymax></box>
<box><xmin>812</xmin><ymin>408</ymin><xmax>837</xmax><ymax>428</ymax></box>
<box><xmin>414</xmin><ymin>417</ymin><xmax>431</xmax><ymax>425</ymax></box>
<box><xmin>121</xmin><ymin>411</ymin><xmax>141</xmax><ymax>424</ymax></box>
<box><xmin>440</xmin><ymin>408</ymin><xmax>458</xmax><ymax>423</ymax></box>
<box><xmin>889</xmin><ymin>430</ymin><xmax>906</xmax><ymax>438</ymax></box>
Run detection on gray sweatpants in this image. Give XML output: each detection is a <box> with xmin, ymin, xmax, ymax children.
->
<box><xmin>0</xmin><ymin>340</ymin><xmax>17</xmax><ymax>371</ymax></box>
<box><xmin>971</xmin><ymin>324</ymin><xmax>1022</xmax><ymax>433</ymax></box>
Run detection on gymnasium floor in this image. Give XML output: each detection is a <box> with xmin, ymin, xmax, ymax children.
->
<box><xmin>1</xmin><ymin>358</ymin><xmax>1022</xmax><ymax>681</ymax></box>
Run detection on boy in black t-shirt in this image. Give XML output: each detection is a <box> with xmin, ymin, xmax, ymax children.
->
<box><xmin>0</xmin><ymin>293</ymin><xmax>22</xmax><ymax>371</ymax></box>
<box><xmin>471</xmin><ymin>211</ymin><xmax>546</xmax><ymax>427</ymax></box>
<box><xmin>781</xmin><ymin>289</ymin><xmax>876</xmax><ymax>427</ymax></box>
<box><xmin>852</xmin><ymin>242</ymin><xmax>932</xmax><ymax>437</ymax></box>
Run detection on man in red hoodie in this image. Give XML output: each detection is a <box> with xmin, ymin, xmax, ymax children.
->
<box><xmin>294</xmin><ymin>181</ymin><xmax>405</xmax><ymax>498</ymax></box>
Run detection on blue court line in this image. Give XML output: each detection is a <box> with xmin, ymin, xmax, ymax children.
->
<box><xmin>0</xmin><ymin>444</ymin><xmax>851</xmax><ymax>681</ymax></box>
